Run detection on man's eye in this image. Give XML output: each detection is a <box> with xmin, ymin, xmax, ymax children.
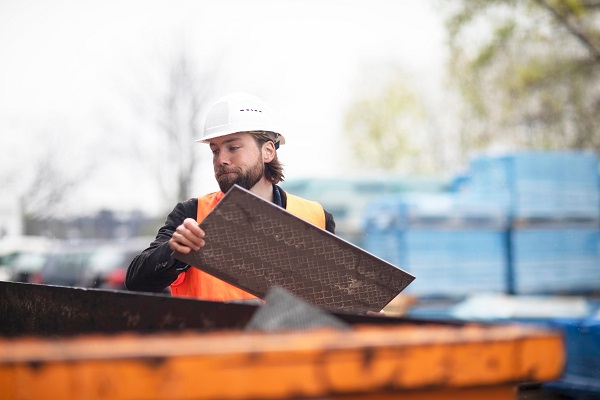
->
<box><xmin>211</xmin><ymin>149</ymin><xmax>219</xmax><ymax>156</ymax></box>
<box><xmin>229</xmin><ymin>146</ymin><xmax>240</xmax><ymax>151</ymax></box>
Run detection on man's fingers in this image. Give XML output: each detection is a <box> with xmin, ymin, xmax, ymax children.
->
<box><xmin>173</xmin><ymin>231</ymin><xmax>204</xmax><ymax>251</ymax></box>
<box><xmin>174</xmin><ymin>224</ymin><xmax>204</xmax><ymax>248</ymax></box>
<box><xmin>366</xmin><ymin>310</ymin><xmax>387</xmax><ymax>317</ymax></box>
<box><xmin>169</xmin><ymin>238</ymin><xmax>192</xmax><ymax>254</ymax></box>
<box><xmin>182</xmin><ymin>218</ymin><xmax>205</xmax><ymax>237</ymax></box>
<box><xmin>170</xmin><ymin>219</ymin><xmax>206</xmax><ymax>252</ymax></box>
<box><xmin>169</xmin><ymin>234</ymin><xmax>205</xmax><ymax>252</ymax></box>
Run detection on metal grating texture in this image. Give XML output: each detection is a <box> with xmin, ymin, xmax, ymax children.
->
<box><xmin>244</xmin><ymin>286</ymin><xmax>350</xmax><ymax>332</ymax></box>
<box><xmin>174</xmin><ymin>185</ymin><xmax>415</xmax><ymax>314</ymax></box>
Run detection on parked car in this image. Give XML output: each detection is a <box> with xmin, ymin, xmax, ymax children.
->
<box><xmin>81</xmin><ymin>240</ymin><xmax>149</xmax><ymax>290</ymax></box>
<box><xmin>28</xmin><ymin>237</ymin><xmax>162</xmax><ymax>293</ymax></box>
<box><xmin>0</xmin><ymin>252</ymin><xmax>19</xmax><ymax>281</ymax></box>
<box><xmin>0</xmin><ymin>236</ymin><xmax>54</xmax><ymax>282</ymax></box>
<box><xmin>7</xmin><ymin>251</ymin><xmax>50</xmax><ymax>283</ymax></box>
<box><xmin>30</xmin><ymin>243</ymin><xmax>97</xmax><ymax>287</ymax></box>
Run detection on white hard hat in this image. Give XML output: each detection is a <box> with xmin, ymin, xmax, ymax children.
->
<box><xmin>198</xmin><ymin>92</ymin><xmax>285</xmax><ymax>146</ymax></box>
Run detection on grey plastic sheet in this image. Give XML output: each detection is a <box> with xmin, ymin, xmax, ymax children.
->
<box><xmin>174</xmin><ymin>185</ymin><xmax>415</xmax><ymax>313</ymax></box>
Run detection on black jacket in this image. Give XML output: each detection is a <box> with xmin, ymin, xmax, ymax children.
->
<box><xmin>125</xmin><ymin>187</ymin><xmax>335</xmax><ymax>293</ymax></box>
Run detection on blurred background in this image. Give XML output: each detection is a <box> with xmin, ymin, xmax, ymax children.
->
<box><xmin>2</xmin><ymin>2</ymin><xmax>600</xmax><ymax>394</ymax></box>
<box><xmin>1</xmin><ymin>0</ymin><xmax>600</xmax><ymax>305</ymax></box>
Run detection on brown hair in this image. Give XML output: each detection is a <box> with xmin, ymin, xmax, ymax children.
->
<box><xmin>250</xmin><ymin>131</ymin><xmax>285</xmax><ymax>184</ymax></box>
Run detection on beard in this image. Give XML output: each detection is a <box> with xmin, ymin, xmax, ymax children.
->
<box><xmin>216</xmin><ymin>154</ymin><xmax>265</xmax><ymax>193</ymax></box>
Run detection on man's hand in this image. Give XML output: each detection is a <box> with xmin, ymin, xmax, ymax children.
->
<box><xmin>366</xmin><ymin>310</ymin><xmax>387</xmax><ymax>317</ymax></box>
<box><xmin>169</xmin><ymin>218</ymin><xmax>206</xmax><ymax>254</ymax></box>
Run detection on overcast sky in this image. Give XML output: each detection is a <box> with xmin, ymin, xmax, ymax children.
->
<box><xmin>0</xmin><ymin>0</ymin><xmax>448</xmax><ymax>216</ymax></box>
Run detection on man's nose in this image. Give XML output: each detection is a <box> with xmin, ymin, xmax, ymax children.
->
<box><xmin>215</xmin><ymin>151</ymin><xmax>230</xmax><ymax>166</ymax></box>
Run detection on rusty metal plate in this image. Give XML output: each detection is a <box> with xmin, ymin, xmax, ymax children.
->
<box><xmin>0</xmin><ymin>281</ymin><xmax>257</xmax><ymax>336</ymax></box>
<box><xmin>0</xmin><ymin>282</ymin><xmax>453</xmax><ymax>337</ymax></box>
<box><xmin>174</xmin><ymin>185</ymin><xmax>415</xmax><ymax>313</ymax></box>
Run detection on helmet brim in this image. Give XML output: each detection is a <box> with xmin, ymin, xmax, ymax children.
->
<box><xmin>196</xmin><ymin>129</ymin><xmax>286</xmax><ymax>146</ymax></box>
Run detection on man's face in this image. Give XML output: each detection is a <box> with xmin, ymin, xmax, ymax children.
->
<box><xmin>210</xmin><ymin>132</ymin><xmax>265</xmax><ymax>193</ymax></box>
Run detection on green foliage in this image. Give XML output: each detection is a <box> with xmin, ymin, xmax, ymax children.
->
<box><xmin>441</xmin><ymin>0</ymin><xmax>600</xmax><ymax>156</ymax></box>
<box><xmin>343</xmin><ymin>72</ymin><xmax>428</xmax><ymax>172</ymax></box>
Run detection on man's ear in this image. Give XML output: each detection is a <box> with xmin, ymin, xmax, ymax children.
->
<box><xmin>262</xmin><ymin>141</ymin><xmax>276</xmax><ymax>163</ymax></box>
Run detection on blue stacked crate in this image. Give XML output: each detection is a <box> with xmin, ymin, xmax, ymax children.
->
<box><xmin>460</xmin><ymin>151</ymin><xmax>600</xmax><ymax>295</ymax></box>
<box><xmin>364</xmin><ymin>193</ymin><xmax>508</xmax><ymax>298</ymax></box>
<box><xmin>402</xmin><ymin>227</ymin><xmax>507</xmax><ymax>297</ymax></box>
<box><xmin>364</xmin><ymin>151</ymin><xmax>600</xmax><ymax>298</ymax></box>
<box><xmin>512</xmin><ymin>226</ymin><xmax>600</xmax><ymax>294</ymax></box>
<box><xmin>462</xmin><ymin>151</ymin><xmax>600</xmax><ymax>220</ymax></box>
<box><xmin>509</xmin><ymin>152</ymin><xmax>600</xmax><ymax>219</ymax></box>
<box><xmin>402</xmin><ymin>194</ymin><xmax>508</xmax><ymax>297</ymax></box>
<box><xmin>457</xmin><ymin>156</ymin><xmax>512</xmax><ymax>214</ymax></box>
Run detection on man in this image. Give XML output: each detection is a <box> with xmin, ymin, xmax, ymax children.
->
<box><xmin>125</xmin><ymin>92</ymin><xmax>335</xmax><ymax>301</ymax></box>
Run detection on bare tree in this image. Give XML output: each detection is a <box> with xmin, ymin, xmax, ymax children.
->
<box><xmin>158</xmin><ymin>53</ymin><xmax>210</xmax><ymax>203</ymax></box>
<box><xmin>127</xmin><ymin>49</ymin><xmax>220</xmax><ymax>211</ymax></box>
<box><xmin>21</xmin><ymin>133</ymin><xmax>94</xmax><ymax>219</ymax></box>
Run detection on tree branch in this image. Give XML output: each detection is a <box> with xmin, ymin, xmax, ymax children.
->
<box><xmin>535</xmin><ymin>0</ymin><xmax>600</xmax><ymax>61</ymax></box>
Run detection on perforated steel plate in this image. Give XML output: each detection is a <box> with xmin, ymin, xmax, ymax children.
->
<box><xmin>174</xmin><ymin>185</ymin><xmax>415</xmax><ymax>313</ymax></box>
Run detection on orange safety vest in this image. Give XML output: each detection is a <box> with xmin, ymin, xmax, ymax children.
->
<box><xmin>170</xmin><ymin>191</ymin><xmax>326</xmax><ymax>301</ymax></box>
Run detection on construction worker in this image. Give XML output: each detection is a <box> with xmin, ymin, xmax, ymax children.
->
<box><xmin>125</xmin><ymin>92</ymin><xmax>336</xmax><ymax>301</ymax></box>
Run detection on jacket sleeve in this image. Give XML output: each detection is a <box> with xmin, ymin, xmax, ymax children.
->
<box><xmin>125</xmin><ymin>199</ymin><xmax>197</xmax><ymax>293</ymax></box>
<box><xmin>324</xmin><ymin>210</ymin><xmax>336</xmax><ymax>234</ymax></box>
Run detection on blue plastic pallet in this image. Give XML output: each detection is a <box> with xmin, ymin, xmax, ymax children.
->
<box><xmin>400</xmin><ymin>229</ymin><xmax>507</xmax><ymax>296</ymax></box>
<box><xmin>461</xmin><ymin>151</ymin><xmax>600</xmax><ymax>219</ymax></box>
<box><xmin>544</xmin><ymin>317</ymin><xmax>600</xmax><ymax>399</ymax></box>
<box><xmin>512</xmin><ymin>228</ymin><xmax>600</xmax><ymax>294</ymax></box>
